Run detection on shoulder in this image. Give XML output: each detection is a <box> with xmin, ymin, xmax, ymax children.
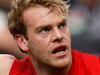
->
<box><xmin>71</xmin><ymin>49</ymin><xmax>100</xmax><ymax>74</ymax></box>
<box><xmin>72</xmin><ymin>49</ymin><xmax>100</xmax><ymax>66</ymax></box>
<box><xmin>0</xmin><ymin>54</ymin><xmax>15</xmax><ymax>75</ymax></box>
<box><xmin>72</xmin><ymin>49</ymin><xmax>100</xmax><ymax>60</ymax></box>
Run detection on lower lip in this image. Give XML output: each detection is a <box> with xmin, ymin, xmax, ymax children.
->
<box><xmin>52</xmin><ymin>50</ymin><xmax>67</xmax><ymax>58</ymax></box>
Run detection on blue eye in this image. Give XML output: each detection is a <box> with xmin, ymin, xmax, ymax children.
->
<box><xmin>36</xmin><ymin>26</ymin><xmax>51</xmax><ymax>37</ymax></box>
<box><xmin>58</xmin><ymin>23</ymin><xmax>67</xmax><ymax>30</ymax></box>
<box><xmin>58</xmin><ymin>20</ymin><xmax>67</xmax><ymax>30</ymax></box>
<box><xmin>42</xmin><ymin>28</ymin><xmax>49</xmax><ymax>32</ymax></box>
<box><xmin>39</xmin><ymin>27</ymin><xmax>50</xmax><ymax>34</ymax></box>
<box><xmin>59</xmin><ymin>24</ymin><xmax>65</xmax><ymax>29</ymax></box>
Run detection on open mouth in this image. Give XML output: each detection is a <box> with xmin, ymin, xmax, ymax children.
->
<box><xmin>52</xmin><ymin>45</ymin><xmax>67</xmax><ymax>54</ymax></box>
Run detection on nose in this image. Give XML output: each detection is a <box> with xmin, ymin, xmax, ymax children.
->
<box><xmin>52</xmin><ymin>28</ymin><xmax>63</xmax><ymax>42</ymax></box>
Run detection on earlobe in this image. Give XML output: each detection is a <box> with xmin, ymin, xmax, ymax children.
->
<box><xmin>15</xmin><ymin>34</ymin><xmax>29</xmax><ymax>52</ymax></box>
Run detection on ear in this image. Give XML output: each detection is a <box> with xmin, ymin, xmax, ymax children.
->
<box><xmin>15</xmin><ymin>34</ymin><xmax>29</xmax><ymax>52</ymax></box>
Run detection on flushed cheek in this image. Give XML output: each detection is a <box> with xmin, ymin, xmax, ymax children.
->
<box><xmin>29</xmin><ymin>37</ymin><xmax>51</xmax><ymax>56</ymax></box>
<box><xmin>29</xmin><ymin>41</ymin><xmax>49</xmax><ymax>59</ymax></box>
<box><xmin>35</xmin><ymin>35</ymin><xmax>51</xmax><ymax>47</ymax></box>
<box><xmin>63</xmin><ymin>31</ymin><xmax>71</xmax><ymax>43</ymax></box>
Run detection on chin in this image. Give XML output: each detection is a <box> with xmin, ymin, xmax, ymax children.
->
<box><xmin>52</xmin><ymin>57</ymin><xmax>72</xmax><ymax>69</ymax></box>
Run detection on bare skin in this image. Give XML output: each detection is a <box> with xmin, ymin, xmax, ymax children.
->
<box><xmin>16</xmin><ymin>6</ymin><xmax>72</xmax><ymax>75</ymax></box>
<box><xmin>0</xmin><ymin>54</ymin><xmax>15</xmax><ymax>75</ymax></box>
<box><xmin>0</xmin><ymin>25</ymin><xmax>25</xmax><ymax>58</ymax></box>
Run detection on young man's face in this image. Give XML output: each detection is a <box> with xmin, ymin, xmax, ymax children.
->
<box><xmin>20</xmin><ymin>6</ymin><xmax>72</xmax><ymax>68</ymax></box>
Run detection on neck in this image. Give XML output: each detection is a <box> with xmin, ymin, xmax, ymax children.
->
<box><xmin>35</xmin><ymin>65</ymin><xmax>70</xmax><ymax>75</ymax></box>
<box><xmin>32</xmin><ymin>60</ymin><xmax>72</xmax><ymax>75</ymax></box>
<box><xmin>29</xmin><ymin>54</ymin><xmax>72</xmax><ymax>75</ymax></box>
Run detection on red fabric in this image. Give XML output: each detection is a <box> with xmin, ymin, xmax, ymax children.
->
<box><xmin>68</xmin><ymin>49</ymin><xmax>100</xmax><ymax>75</ymax></box>
<box><xmin>9</xmin><ymin>49</ymin><xmax>100</xmax><ymax>75</ymax></box>
<box><xmin>9</xmin><ymin>57</ymin><xmax>37</xmax><ymax>75</ymax></box>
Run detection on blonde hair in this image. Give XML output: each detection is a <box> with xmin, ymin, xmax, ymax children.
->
<box><xmin>8</xmin><ymin>0</ymin><xmax>69</xmax><ymax>38</ymax></box>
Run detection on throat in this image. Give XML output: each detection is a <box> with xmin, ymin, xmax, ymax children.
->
<box><xmin>29</xmin><ymin>54</ymin><xmax>72</xmax><ymax>75</ymax></box>
<box><xmin>49</xmin><ymin>68</ymin><xmax>68</xmax><ymax>75</ymax></box>
<box><xmin>35</xmin><ymin>65</ymin><xmax>69</xmax><ymax>75</ymax></box>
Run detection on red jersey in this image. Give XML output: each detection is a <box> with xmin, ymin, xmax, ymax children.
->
<box><xmin>9</xmin><ymin>49</ymin><xmax>100</xmax><ymax>75</ymax></box>
<box><xmin>68</xmin><ymin>50</ymin><xmax>100</xmax><ymax>75</ymax></box>
<box><xmin>9</xmin><ymin>57</ymin><xmax>37</xmax><ymax>75</ymax></box>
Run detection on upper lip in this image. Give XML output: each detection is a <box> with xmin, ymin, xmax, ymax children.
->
<box><xmin>52</xmin><ymin>44</ymin><xmax>67</xmax><ymax>54</ymax></box>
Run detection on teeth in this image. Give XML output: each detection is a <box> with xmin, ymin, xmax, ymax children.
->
<box><xmin>58</xmin><ymin>51</ymin><xmax>65</xmax><ymax>54</ymax></box>
<box><xmin>52</xmin><ymin>48</ymin><xmax>65</xmax><ymax>54</ymax></box>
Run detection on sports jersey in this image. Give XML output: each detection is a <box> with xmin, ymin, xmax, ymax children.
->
<box><xmin>9</xmin><ymin>49</ymin><xmax>100</xmax><ymax>75</ymax></box>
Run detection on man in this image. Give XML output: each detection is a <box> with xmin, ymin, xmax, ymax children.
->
<box><xmin>6</xmin><ymin>0</ymin><xmax>100</xmax><ymax>75</ymax></box>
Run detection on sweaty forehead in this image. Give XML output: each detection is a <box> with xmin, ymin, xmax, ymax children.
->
<box><xmin>21</xmin><ymin>6</ymin><xmax>65</xmax><ymax>29</ymax></box>
<box><xmin>22</xmin><ymin>6</ymin><xmax>52</xmax><ymax>23</ymax></box>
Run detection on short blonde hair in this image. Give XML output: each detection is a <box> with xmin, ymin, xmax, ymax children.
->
<box><xmin>8</xmin><ymin>0</ymin><xmax>69</xmax><ymax>38</ymax></box>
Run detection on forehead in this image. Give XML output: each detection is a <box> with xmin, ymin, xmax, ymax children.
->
<box><xmin>22</xmin><ymin>6</ymin><xmax>65</xmax><ymax>28</ymax></box>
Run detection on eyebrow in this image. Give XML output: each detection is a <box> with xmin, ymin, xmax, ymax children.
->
<box><xmin>35</xmin><ymin>25</ymin><xmax>51</xmax><ymax>32</ymax></box>
<box><xmin>35</xmin><ymin>19</ymin><xmax>67</xmax><ymax>31</ymax></box>
<box><xmin>58</xmin><ymin>19</ymin><xmax>67</xmax><ymax>25</ymax></box>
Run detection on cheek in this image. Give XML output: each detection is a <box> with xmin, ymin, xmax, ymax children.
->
<box><xmin>62</xmin><ymin>28</ymin><xmax>71</xmax><ymax>40</ymax></box>
<box><xmin>62</xmin><ymin>29</ymin><xmax>71</xmax><ymax>46</ymax></box>
<box><xmin>28</xmin><ymin>37</ymin><xmax>50</xmax><ymax>60</ymax></box>
<box><xmin>28</xmin><ymin>34</ymin><xmax>50</xmax><ymax>51</ymax></box>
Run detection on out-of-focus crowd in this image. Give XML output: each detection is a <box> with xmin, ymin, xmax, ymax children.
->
<box><xmin>68</xmin><ymin>0</ymin><xmax>100</xmax><ymax>55</ymax></box>
<box><xmin>0</xmin><ymin>0</ymin><xmax>100</xmax><ymax>58</ymax></box>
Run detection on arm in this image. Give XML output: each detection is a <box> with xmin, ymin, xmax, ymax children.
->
<box><xmin>0</xmin><ymin>26</ymin><xmax>25</xmax><ymax>58</ymax></box>
<box><xmin>0</xmin><ymin>54</ymin><xmax>15</xmax><ymax>75</ymax></box>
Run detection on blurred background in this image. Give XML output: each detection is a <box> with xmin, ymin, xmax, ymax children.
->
<box><xmin>0</xmin><ymin>0</ymin><xmax>100</xmax><ymax>58</ymax></box>
<box><xmin>0</xmin><ymin>0</ymin><xmax>24</xmax><ymax>58</ymax></box>
<box><xmin>68</xmin><ymin>0</ymin><xmax>100</xmax><ymax>55</ymax></box>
